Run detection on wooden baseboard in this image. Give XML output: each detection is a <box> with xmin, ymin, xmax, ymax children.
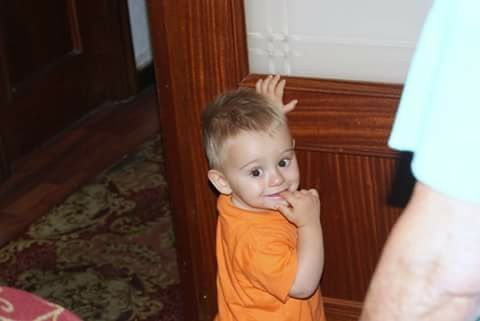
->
<box><xmin>324</xmin><ymin>297</ymin><xmax>363</xmax><ymax>321</ymax></box>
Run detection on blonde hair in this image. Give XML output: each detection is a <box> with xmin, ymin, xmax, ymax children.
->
<box><xmin>202</xmin><ymin>88</ymin><xmax>286</xmax><ymax>169</ymax></box>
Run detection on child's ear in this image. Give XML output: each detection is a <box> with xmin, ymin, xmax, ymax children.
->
<box><xmin>208</xmin><ymin>169</ymin><xmax>232</xmax><ymax>195</ymax></box>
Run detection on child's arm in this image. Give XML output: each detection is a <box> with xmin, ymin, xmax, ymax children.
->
<box><xmin>277</xmin><ymin>189</ymin><xmax>324</xmax><ymax>298</ymax></box>
<box><xmin>256</xmin><ymin>75</ymin><xmax>298</xmax><ymax>113</ymax></box>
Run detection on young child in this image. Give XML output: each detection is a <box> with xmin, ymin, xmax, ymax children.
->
<box><xmin>202</xmin><ymin>75</ymin><xmax>326</xmax><ymax>321</ymax></box>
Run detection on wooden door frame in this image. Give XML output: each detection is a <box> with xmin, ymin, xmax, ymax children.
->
<box><xmin>147</xmin><ymin>1</ymin><xmax>248</xmax><ymax>321</ymax></box>
<box><xmin>147</xmin><ymin>1</ymin><xmax>403</xmax><ymax>321</ymax></box>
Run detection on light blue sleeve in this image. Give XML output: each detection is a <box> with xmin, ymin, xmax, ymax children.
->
<box><xmin>388</xmin><ymin>0</ymin><xmax>480</xmax><ymax>204</ymax></box>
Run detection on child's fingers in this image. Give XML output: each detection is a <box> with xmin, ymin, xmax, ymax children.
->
<box><xmin>274</xmin><ymin>79</ymin><xmax>286</xmax><ymax>98</ymax></box>
<box><xmin>280</xmin><ymin>189</ymin><xmax>319</xmax><ymax>207</ymax></box>
<box><xmin>308</xmin><ymin>188</ymin><xmax>319</xmax><ymax>198</ymax></box>
<box><xmin>283</xmin><ymin>100</ymin><xmax>297</xmax><ymax>113</ymax></box>
<box><xmin>279</xmin><ymin>190</ymin><xmax>297</xmax><ymax>206</ymax></box>
<box><xmin>255</xmin><ymin>78</ymin><xmax>263</xmax><ymax>93</ymax></box>
<box><xmin>261</xmin><ymin>75</ymin><xmax>273</xmax><ymax>94</ymax></box>
<box><xmin>305</xmin><ymin>189</ymin><xmax>320</xmax><ymax>203</ymax></box>
<box><xmin>268</xmin><ymin>74</ymin><xmax>280</xmax><ymax>94</ymax></box>
<box><xmin>277</xmin><ymin>203</ymin><xmax>294</xmax><ymax>222</ymax></box>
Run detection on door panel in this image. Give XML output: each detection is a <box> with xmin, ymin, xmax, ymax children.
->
<box><xmin>0</xmin><ymin>0</ymin><xmax>136</xmax><ymax>166</ymax></box>
<box><xmin>1</xmin><ymin>0</ymin><xmax>99</xmax><ymax>161</ymax></box>
<box><xmin>4</xmin><ymin>0</ymin><xmax>78</xmax><ymax>87</ymax></box>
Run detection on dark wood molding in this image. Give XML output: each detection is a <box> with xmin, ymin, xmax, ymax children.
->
<box><xmin>242</xmin><ymin>74</ymin><xmax>402</xmax><ymax>98</ymax></box>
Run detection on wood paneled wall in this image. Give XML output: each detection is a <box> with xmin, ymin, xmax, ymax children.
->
<box><xmin>148</xmin><ymin>1</ymin><xmax>413</xmax><ymax>320</ymax></box>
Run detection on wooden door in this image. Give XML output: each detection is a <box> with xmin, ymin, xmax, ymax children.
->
<box><xmin>0</xmin><ymin>0</ymin><xmax>136</xmax><ymax>168</ymax></box>
<box><xmin>148</xmin><ymin>2</ymin><xmax>412</xmax><ymax>321</ymax></box>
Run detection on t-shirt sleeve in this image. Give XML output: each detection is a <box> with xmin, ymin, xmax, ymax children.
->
<box><xmin>388</xmin><ymin>0</ymin><xmax>480</xmax><ymax>204</ymax></box>
<box><xmin>236</xmin><ymin>227</ymin><xmax>297</xmax><ymax>303</ymax></box>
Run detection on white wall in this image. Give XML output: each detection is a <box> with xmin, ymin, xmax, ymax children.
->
<box><xmin>127</xmin><ymin>0</ymin><xmax>152</xmax><ymax>70</ymax></box>
<box><xmin>244</xmin><ymin>0</ymin><xmax>433</xmax><ymax>84</ymax></box>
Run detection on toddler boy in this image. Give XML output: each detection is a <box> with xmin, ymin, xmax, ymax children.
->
<box><xmin>203</xmin><ymin>76</ymin><xmax>326</xmax><ymax>321</ymax></box>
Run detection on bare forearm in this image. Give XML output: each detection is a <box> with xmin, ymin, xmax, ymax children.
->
<box><xmin>360</xmin><ymin>183</ymin><xmax>480</xmax><ymax>321</ymax></box>
<box><xmin>289</xmin><ymin>224</ymin><xmax>324</xmax><ymax>298</ymax></box>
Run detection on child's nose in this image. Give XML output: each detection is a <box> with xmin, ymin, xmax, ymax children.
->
<box><xmin>269</xmin><ymin>170</ymin><xmax>285</xmax><ymax>186</ymax></box>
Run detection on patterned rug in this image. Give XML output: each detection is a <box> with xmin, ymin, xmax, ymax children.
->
<box><xmin>0</xmin><ymin>134</ymin><xmax>184</xmax><ymax>321</ymax></box>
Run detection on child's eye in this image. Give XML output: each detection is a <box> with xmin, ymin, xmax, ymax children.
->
<box><xmin>278</xmin><ymin>158</ymin><xmax>290</xmax><ymax>167</ymax></box>
<box><xmin>250</xmin><ymin>168</ymin><xmax>263</xmax><ymax>177</ymax></box>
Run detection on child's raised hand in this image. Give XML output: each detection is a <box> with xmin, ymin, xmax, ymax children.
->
<box><xmin>256</xmin><ymin>75</ymin><xmax>298</xmax><ymax>114</ymax></box>
<box><xmin>276</xmin><ymin>189</ymin><xmax>321</xmax><ymax>228</ymax></box>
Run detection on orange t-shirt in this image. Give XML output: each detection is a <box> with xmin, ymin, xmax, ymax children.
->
<box><xmin>214</xmin><ymin>195</ymin><xmax>325</xmax><ymax>321</ymax></box>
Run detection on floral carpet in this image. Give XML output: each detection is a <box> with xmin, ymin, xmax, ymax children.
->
<box><xmin>0</xmin><ymin>134</ymin><xmax>184</xmax><ymax>321</ymax></box>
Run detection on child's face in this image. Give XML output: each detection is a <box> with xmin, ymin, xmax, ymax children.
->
<box><xmin>211</xmin><ymin>124</ymin><xmax>300</xmax><ymax>212</ymax></box>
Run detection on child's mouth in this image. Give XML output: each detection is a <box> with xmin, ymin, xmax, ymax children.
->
<box><xmin>265</xmin><ymin>191</ymin><xmax>286</xmax><ymax>199</ymax></box>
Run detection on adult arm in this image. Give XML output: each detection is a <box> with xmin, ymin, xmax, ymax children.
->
<box><xmin>360</xmin><ymin>182</ymin><xmax>480</xmax><ymax>321</ymax></box>
<box><xmin>362</xmin><ymin>1</ymin><xmax>480</xmax><ymax>319</ymax></box>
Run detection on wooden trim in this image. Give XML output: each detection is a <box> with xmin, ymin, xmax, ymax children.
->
<box><xmin>242</xmin><ymin>74</ymin><xmax>402</xmax><ymax>98</ymax></box>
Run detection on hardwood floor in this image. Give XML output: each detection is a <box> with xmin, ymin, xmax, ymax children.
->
<box><xmin>0</xmin><ymin>87</ymin><xmax>159</xmax><ymax>246</ymax></box>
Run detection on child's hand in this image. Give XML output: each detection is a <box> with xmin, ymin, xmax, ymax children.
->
<box><xmin>256</xmin><ymin>74</ymin><xmax>298</xmax><ymax>114</ymax></box>
<box><xmin>276</xmin><ymin>189</ymin><xmax>320</xmax><ymax>228</ymax></box>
